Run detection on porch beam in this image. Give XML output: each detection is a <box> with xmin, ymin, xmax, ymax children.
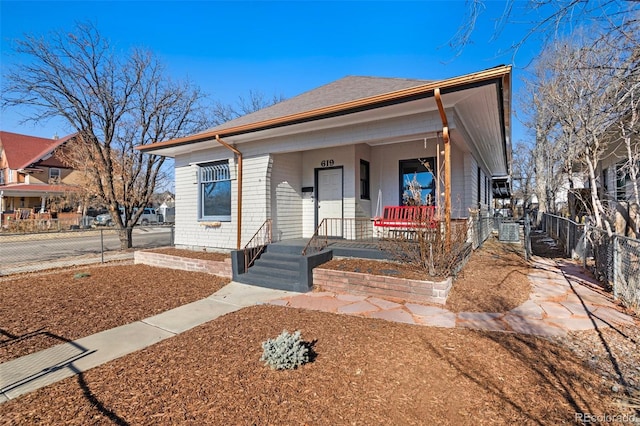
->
<box><xmin>215</xmin><ymin>135</ymin><xmax>243</xmax><ymax>250</ymax></box>
<box><xmin>434</xmin><ymin>88</ymin><xmax>451</xmax><ymax>248</ymax></box>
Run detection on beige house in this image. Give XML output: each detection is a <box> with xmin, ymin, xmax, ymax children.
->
<box><xmin>0</xmin><ymin>131</ymin><xmax>82</xmax><ymax>215</ymax></box>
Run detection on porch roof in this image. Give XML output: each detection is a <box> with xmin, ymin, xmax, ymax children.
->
<box><xmin>0</xmin><ymin>131</ymin><xmax>75</xmax><ymax>170</ymax></box>
<box><xmin>138</xmin><ymin>66</ymin><xmax>512</xmax><ymax>174</ymax></box>
<box><xmin>0</xmin><ymin>183</ymin><xmax>78</xmax><ymax>198</ymax></box>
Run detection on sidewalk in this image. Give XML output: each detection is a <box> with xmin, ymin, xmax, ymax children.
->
<box><xmin>268</xmin><ymin>256</ymin><xmax>637</xmax><ymax>336</ymax></box>
<box><xmin>0</xmin><ymin>282</ymin><xmax>295</xmax><ymax>403</ymax></box>
<box><xmin>1</xmin><ymin>256</ymin><xmax>637</xmax><ymax>404</ymax></box>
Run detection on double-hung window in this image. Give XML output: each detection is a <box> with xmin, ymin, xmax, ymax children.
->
<box><xmin>199</xmin><ymin>161</ymin><xmax>232</xmax><ymax>221</ymax></box>
<box><xmin>616</xmin><ymin>163</ymin><xmax>627</xmax><ymax>201</ymax></box>
<box><xmin>49</xmin><ymin>168</ymin><xmax>61</xmax><ymax>183</ymax></box>
<box><xmin>360</xmin><ymin>160</ymin><xmax>370</xmax><ymax>200</ymax></box>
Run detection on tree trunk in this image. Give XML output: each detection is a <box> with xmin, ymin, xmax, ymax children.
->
<box><xmin>533</xmin><ymin>140</ymin><xmax>548</xmax><ymax>227</ymax></box>
<box><xmin>118</xmin><ymin>227</ymin><xmax>133</xmax><ymax>250</ymax></box>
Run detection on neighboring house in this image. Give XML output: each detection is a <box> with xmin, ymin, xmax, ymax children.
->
<box><xmin>599</xmin><ymin>140</ymin><xmax>640</xmax><ymax>205</ymax></box>
<box><xmin>140</xmin><ymin>66</ymin><xmax>512</xmax><ymax>251</ymax></box>
<box><xmin>596</xmin><ymin>127</ymin><xmax>640</xmax><ymax>235</ymax></box>
<box><xmin>0</xmin><ymin>131</ymin><xmax>81</xmax><ymax>214</ymax></box>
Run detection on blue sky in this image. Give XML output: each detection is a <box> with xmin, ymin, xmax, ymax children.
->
<box><xmin>1</xmin><ymin>1</ymin><xmax>541</xmax><ymax>142</ymax></box>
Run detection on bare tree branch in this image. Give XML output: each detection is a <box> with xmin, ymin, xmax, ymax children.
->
<box><xmin>2</xmin><ymin>22</ymin><xmax>210</xmax><ymax>248</ymax></box>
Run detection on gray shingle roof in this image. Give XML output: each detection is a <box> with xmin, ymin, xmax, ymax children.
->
<box><xmin>208</xmin><ymin>75</ymin><xmax>431</xmax><ymax>132</ymax></box>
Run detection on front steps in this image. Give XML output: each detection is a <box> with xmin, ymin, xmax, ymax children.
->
<box><xmin>232</xmin><ymin>242</ymin><xmax>332</xmax><ymax>293</ymax></box>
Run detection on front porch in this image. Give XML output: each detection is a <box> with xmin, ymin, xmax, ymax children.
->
<box><xmin>232</xmin><ymin>216</ymin><xmax>475</xmax><ymax>293</ymax></box>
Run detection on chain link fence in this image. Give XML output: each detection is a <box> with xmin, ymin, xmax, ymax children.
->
<box><xmin>541</xmin><ymin>213</ymin><xmax>640</xmax><ymax>314</ymax></box>
<box><xmin>469</xmin><ymin>215</ymin><xmax>495</xmax><ymax>249</ymax></box>
<box><xmin>542</xmin><ymin>213</ymin><xmax>586</xmax><ymax>259</ymax></box>
<box><xmin>0</xmin><ymin>226</ymin><xmax>174</xmax><ymax>276</ymax></box>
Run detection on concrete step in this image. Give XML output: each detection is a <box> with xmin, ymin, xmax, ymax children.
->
<box><xmin>234</xmin><ymin>270</ymin><xmax>302</xmax><ymax>292</ymax></box>
<box><xmin>253</xmin><ymin>253</ymin><xmax>300</xmax><ymax>271</ymax></box>
<box><xmin>246</xmin><ymin>265</ymin><xmax>299</xmax><ymax>280</ymax></box>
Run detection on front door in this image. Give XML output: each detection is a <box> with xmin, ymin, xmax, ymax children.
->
<box><xmin>316</xmin><ymin>167</ymin><xmax>343</xmax><ymax>237</ymax></box>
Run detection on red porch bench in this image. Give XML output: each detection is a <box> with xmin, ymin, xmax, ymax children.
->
<box><xmin>373</xmin><ymin>205</ymin><xmax>437</xmax><ymax>229</ymax></box>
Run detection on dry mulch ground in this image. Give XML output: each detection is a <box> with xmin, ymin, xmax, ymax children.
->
<box><xmin>0</xmin><ymin>264</ymin><xmax>228</xmax><ymax>363</ymax></box>
<box><xmin>0</xmin><ymin>305</ymin><xmax>630</xmax><ymax>425</ymax></box>
<box><xmin>446</xmin><ymin>238</ymin><xmax>531</xmax><ymax>313</ymax></box>
<box><xmin>1</xmin><ymin>236</ymin><xmax>639</xmax><ymax>424</ymax></box>
<box><xmin>322</xmin><ymin>236</ymin><xmax>532</xmax><ymax>314</ymax></box>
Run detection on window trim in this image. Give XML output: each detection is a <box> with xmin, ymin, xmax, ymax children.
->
<box><xmin>359</xmin><ymin>159</ymin><xmax>370</xmax><ymax>200</ymax></box>
<box><xmin>198</xmin><ymin>161</ymin><xmax>232</xmax><ymax>222</ymax></box>
<box><xmin>49</xmin><ymin>168</ymin><xmax>61</xmax><ymax>182</ymax></box>
<box><xmin>615</xmin><ymin>162</ymin><xmax>627</xmax><ymax>201</ymax></box>
<box><xmin>477</xmin><ymin>167</ymin><xmax>481</xmax><ymax>206</ymax></box>
<box><xmin>398</xmin><ymin>158</ymin><xmax>436</xmax><ymax>206</ymax></box>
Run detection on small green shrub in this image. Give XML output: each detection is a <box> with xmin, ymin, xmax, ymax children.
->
<box><xmin>260</xmin><ymin>330</ymin><xmax>310</xmax><ymax>370</ymax></box>
<box><xmin>73</xmin><ymin>272</ymin><xmax>91</xmax><ymax>279</ymax></box>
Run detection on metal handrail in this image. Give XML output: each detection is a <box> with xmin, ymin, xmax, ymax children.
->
<box><xmin>302</xmin><ymin>219</ymin><xmax>328</xmax><ymax>256</ymax></box>
<box><xmin>243</xmin><ymin>219</ymin><xmax>272</xmax><ymax>272</ymax></box>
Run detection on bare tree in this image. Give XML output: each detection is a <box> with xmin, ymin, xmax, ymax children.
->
<box><xmin>451</xmin><ymin>0</ymin><xmax>639</xmax><ymax>62</ymax></box>
<box><xmin>521</xmin><ymin>65</ymin><xmax>565</xmax><ymax>224</ymax></box>
<box><xmin>1</xmin><ymin>22</ymin><xmax>209</xmax><ymax>248</ymax></box>
<box><xmin>511</xmin><ymin>141</ymin><xmax>536</xmax><ymax>213</ymax></box>
<box><xmin>211</xmin><ymin>90</ymin><xmax>285</xmax><ymax>125</ymax></box>
<box><xmin>523</xmin><ymin>24</ymin><xmax>640</xmax><ymax>233</ymax></box>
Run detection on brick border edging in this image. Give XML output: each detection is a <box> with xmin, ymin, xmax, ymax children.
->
<box><xmin>134</xmin><ymin>251</ymin><xmax>232</xmax><ymax>278</ymax></box>
<box><xmin>313</xmin><ymin>268</ymin><xmax>452</xmax><ymax>305</ymax></box>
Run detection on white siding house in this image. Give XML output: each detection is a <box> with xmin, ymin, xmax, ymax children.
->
<box><xmin>140</xmin><ymin>66</ymin><xmax>513</xmax><ymax>251</ymax></box>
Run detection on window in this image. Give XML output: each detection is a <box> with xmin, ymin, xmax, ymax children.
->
<box><xmin>484</xmin><ymin>176</ymin><xmax>489</xmax><ymax>205</ymax></box>
<box><xmin>477</xmin><ymin>167</ymin><xmax>481</xmax><ymax>206</ymax></box>
<box><xmin>602</xmin><ymin>168</ymin><xmax>609</xmax><ymax>192</ymax></box>
<box><xmin>199</xmin><ymin>161</ymin><xmax>231</xmax><ymax>221</ymax></box>
<box><xmin>0</xmin><ymin>168</ymin><xmax>4</xmax><ymax>185</ymax></box>
<box><xmin>49</xmin><ymin>168</ymin><xmax>61</xmax><ymax>183</ymax></box>
<box><xmin>360</xmin><ymin>160</ymin><xmax>370</xmax><ymax>200</ymax></box>
<box><xmin>616</xmin><ymin>163</ymin><xmax>627</xmax><ymax>201</ymax></box>
<box><xmin>399</xmin><ymin>158</ymin><xmax>436</xmax><ymax>205</ymax></box>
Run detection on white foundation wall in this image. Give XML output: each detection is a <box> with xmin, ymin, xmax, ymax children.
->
<box><xmin>271</xmin><ymin>152</ymin><xmax>303</xmax><ymax>241</ymax></box>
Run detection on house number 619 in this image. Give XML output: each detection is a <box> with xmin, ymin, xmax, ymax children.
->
<box><xmin>321</xmin><ymin>159</ymin><xmax>334</xmax><ymax>167</ymax></box>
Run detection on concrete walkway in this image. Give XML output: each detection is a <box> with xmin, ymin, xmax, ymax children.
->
<box><xmin>269</xmin><ymin>256</ymin><xmax>637</xmax><ymax>337</ymax></box>
<box><xmin>1</xmin><ymin>256</ymin><xmax>637</xmax><ymax>404</ymax></box>
<box><xmin>0</xmin><ymin>282</ymin><xmax>295</xmax><ymax>404</ymax></box>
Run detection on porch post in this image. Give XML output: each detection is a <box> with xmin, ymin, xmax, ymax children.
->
<box><xmin>215</xmin><ymin>135</ymin><xmax>243</xmax><ymax>250</ymax></box>
<box><xmin>40</xmin><ymin>195</ymin><xmax>47</xmax><ymax>213</ymax></box>
<box><xmin>435</xmin><ymin>88</ymin><xmax>451</xmax><ymax>248</ymax></box>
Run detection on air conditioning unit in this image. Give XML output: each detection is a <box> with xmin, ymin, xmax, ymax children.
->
<box><xmin>498</xmin><ymin>221</ymin><xmax>520</xmax><ymax>242</ymax></box>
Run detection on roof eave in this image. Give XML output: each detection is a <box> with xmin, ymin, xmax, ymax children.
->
<box><xmin>138</xmin><ymin>65</ymin><xmax>512</xmax><ymax>154</ymax></box>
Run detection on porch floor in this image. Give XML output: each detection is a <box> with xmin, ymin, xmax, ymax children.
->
<box><xmin>270</xmin><ymin>237</ymin><xmax>391</xmax><ymax>260</ymax></box>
